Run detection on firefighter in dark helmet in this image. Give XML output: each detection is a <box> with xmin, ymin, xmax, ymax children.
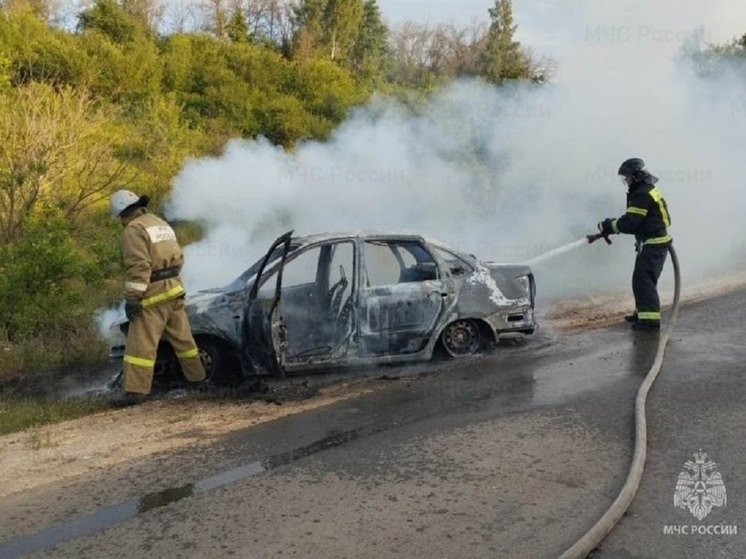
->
<box><xmin>109</xmin><ymin>189</ymin><xmax>206</xmax><ymax>406</ymax></box>
<box><xmin>596</xmin><ymin>158</ymin><xmax>673</xmax><ymax>331</ymax></box>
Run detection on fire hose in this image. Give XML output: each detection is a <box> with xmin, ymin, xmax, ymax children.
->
<box><xmin>556</xmin><ymin>240</ymin><xmax>682</xmax><ymax>558</ymax></box>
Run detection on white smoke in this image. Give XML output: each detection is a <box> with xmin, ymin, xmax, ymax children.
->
<box><xmin>166</xmin><ymin>0</ymin><xmax>746</xmax><ymax>303</ymax></box>
<box><xmin>94</xmin><ymin>304</ymin><xmax>126</xmax><ymax>344</ymax></box>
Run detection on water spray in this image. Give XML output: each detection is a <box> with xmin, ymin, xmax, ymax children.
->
<box><xmin>522</xmin><ymin>238</ymin><xmax>594</xmax><ymax>266</ymax></box>
<box><xmin>522</xmin><ymin>230</ymin><xmax>614</xmax><ymax>266</ymax></box>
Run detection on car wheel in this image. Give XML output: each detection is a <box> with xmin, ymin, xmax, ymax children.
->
<box><xmin>196</xmin><ymin>338</ymin><xmax>224</xmax><ymax>384</ymax></box>
<box><xmin>440</xmin><ymin>319</ymin><xmax>482</xmax><ymax>357</ymax></box>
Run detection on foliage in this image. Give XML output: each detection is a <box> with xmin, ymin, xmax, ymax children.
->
<box><xmin>0</xmin><ymin>206</ymin><xmax>106</xmax><ymax>341</ymax></box>
<box><xmin>227</xmin><ymin>9</ymin><xmax>250</xmax><ymax>43</ymax></box>
<box><xmin>384</xmin><ymin>11</ymin><xmax>544</xmax><ymax>88</ymax></box>
<box><xmin>292</xmin><ymin>0</ymin><xmax>385</xmax><ymax>71</ymax></box>
<box><xmin>0</xmin><ymin>82</ymin><xmax>135</xmax><ymax>241</ymax></box>
<box><xmin>688</xmin><ymin>30</ymin><xmax>746</xmax><ymax>76</ymax></box>
<box><xmin>77</xmin><ymin>0</ymin><xmax>149</xmax><ymax>44</ymax></box>
<box><xmin>477</xmin><ymin>0</ymin><xmax>531</xmax><ymax>83</ymax></box>
<box><xmin>351</xmin><ymin>0</ymin><xmax>390</xmax><ymax>80</ymax></box>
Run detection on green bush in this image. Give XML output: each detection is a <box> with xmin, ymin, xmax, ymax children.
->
<box><xmin>0</xmin><ymin>206</ymin><xmax>109</xmax><ymax>353</ymax></box>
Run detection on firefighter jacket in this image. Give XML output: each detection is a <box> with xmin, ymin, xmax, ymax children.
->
<box><xmin>599</xmin><ymin>177</ymin><xmax>672</xmax><ymax>246</ymax></box>
<box><xmin>121</xmin><ymin>208</ymin><xmax>186</xmax><ymax>306</ymax></box>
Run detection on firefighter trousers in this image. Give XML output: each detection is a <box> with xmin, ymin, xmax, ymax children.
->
<box><xmin>123</xmin><ymin>296</ymin><xmax>206</xmax><ymax>394</ymax></box>
<box><xmin>632</xmin><ymin>244</ymin><xmax>669</xmax><ymax>324</ymax></box>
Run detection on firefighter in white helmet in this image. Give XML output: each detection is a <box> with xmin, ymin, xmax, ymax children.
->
<box><xmin>109</xmin><ymin>189</ymin><xmax>206</xmax><ymax>406</ymax></box>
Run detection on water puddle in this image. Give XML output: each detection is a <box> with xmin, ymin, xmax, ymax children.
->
<box><xmin>0</xmin><ymin>430</ymin><xmax>359</xmax><ymax>558</ymax></box>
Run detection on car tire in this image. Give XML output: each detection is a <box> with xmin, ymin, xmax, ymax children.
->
<box><xmin>196</xmin><ymin>338</ymin><xmax>225</xmax><ymax>385</ymax></box>
<box><xmin>440</xmin><ymin>319</ymin><xmax>482</xmax><ymax>357</ymax></box>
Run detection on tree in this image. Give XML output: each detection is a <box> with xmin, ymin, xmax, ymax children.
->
<box><xmin>119</xmin><ymin>0</ymin><xmax>164</xmax><ymax>34</ymax></box>
<box><xmin>477</xmin><ymin>0</ymin><xmax>527</xmax><ymax>83</ymax></box>
<box><xmin>351</xmin><ymin>0</ymin><xmax>388</xmax><ymax>75</ymax></box>
<box><xmin>76</xmin><ymin>29</ymin><xmax>162</xmax><ymax>104</ymax></box>
<box><xmin>387</xmin><ymin>22</ymin><xmax>439</xmax><ymax>89</ymax></box>
<box><xmin>0</xmin><ymin>83</ymin><xmax>135</xmax><ymax>244</ymax></box>
<box><xmin>203</xmin><ymin>0</ymin><xmax>229</xmax><ymax>39</ymax></box>
<box><xmin>78</xmin><ymin>0</ymin><xmax>135</xmax><ymax>43</ymax></box>
<box><xmin>387</xmin><ymin>20</ymin><xmax>488</xmax><ymax>88</ymax></box>
<box><xmin>1</xmin><ymin>0</ymin><xmax>58</xmax><ymax>23</ymax></box>
<box><xmin>1</xmin><ymin>9</ymin><xmax>89</xmax><ymax>87</ymax></box>
<box><xmin>686</xmin><ymin>29</ymin><xmax>746</xmax><ymax>76</ymax></box>
<box><xmin>291</xmin><ymin>0</ymin><xmax>325</xmax><ymax>59</ymax></box>
<box><xmin>226</xmin><ymin>8</ymin><xmax>250</xmax><ymax>42</ymax></box>
<box><xmin>244</xmin><ymin>0</ymin><xmax>294</xmax><ymax>51</ymax></box>
<box><xmin>322</xmin><ymin>0</ymin><xmax>363</xmax><ymax>61</ymax></box>
<box><xmin>292</xmin><ymin>0</ymin><xmax>364</xmax><ymax>63</ymax></box>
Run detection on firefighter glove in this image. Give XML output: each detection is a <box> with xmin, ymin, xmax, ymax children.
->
<box><xmin>598</xmin><ymin>218</ymin><xmax>615</xmax><ymax>236</ymax></box>
<box><xmin>125</xmin><ymin>299</ymin><xmax>143</xmax><ymax>321</ymax></box>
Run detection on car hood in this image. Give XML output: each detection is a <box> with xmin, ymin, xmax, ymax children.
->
<box><xmin>185</xmin><ymin>289</ymin><xmax>225</xmax><ymax>314</ymax></box>
<box><xmin>185</xmin><ymin>282</ymin><xmax>247</xmax><ymax>311</ymax></box>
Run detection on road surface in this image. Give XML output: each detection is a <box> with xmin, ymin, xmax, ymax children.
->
<box><xmin>1</xmin><ymin>289</ymin><xmax>744</xmax><ymax>558</ymax></box>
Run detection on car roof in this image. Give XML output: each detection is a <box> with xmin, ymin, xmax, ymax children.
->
<box><xmin>287</xmin><ymin>230</ymin><xmax>476</xmax><ymax>261</ymax></box>
<box><xmin>291</xmin><ymin>230</ymin><xmax>429</xmax><ymax>246</ymax></box>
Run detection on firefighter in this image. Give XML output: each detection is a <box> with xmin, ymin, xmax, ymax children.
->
<box><xmin>109</xmin><ymin>189</ymin><xmax>206</xmax><ymax>406</ymax></box>
<box><xmin>597</xmin><ymin>158</ymin><xmax>673</xmax><ymax>331</ymax></box>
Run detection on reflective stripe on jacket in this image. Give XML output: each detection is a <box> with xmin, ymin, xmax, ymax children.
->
<box><xmin>122</xmin><ymin>208</ymin><xmax>185</xmax><ymax>305</ymax></box>
<box><xmin>613</xmin><ymin>182</ymin><xmax>672</xmax><ymax>245</ymax></box>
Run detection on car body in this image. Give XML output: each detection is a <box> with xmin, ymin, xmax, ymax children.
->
<box><xmin>110</xmin><ymin>230</ymin><xmax>537</xmax><ymax>383</ymax></box>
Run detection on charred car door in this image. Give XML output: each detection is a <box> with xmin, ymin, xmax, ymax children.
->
<box><xmin>359</xmin><ymin>239</ymin><xmax>454</xmax><ymax>356</ymax></box>
<box><xmin>242</xmin><ymin>231</ymin><xmax>294</xmax><ymax>376</ymax></box>
<box><xmin>243</xmin><ymin>236</ymin><xmax>357</xmax><ymax>375</ymax></box>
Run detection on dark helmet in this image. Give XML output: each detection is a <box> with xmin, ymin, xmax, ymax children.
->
<box><xmin>618</xmin><ymin>158</ymin><xmax>646</xmax><ymax>176</ymax></box>
<box><xmin>617</xmin><ymin>157</ymin><xmax>658</xmax><ymax>185</ymax></box>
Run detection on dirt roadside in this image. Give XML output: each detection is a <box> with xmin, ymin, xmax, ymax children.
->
<box><xmin>0</xmin><ymin>379</ymin><xmax>387</xmax><ymax>499</ymax></box>
<box><xmin>2</xmin><ymin>271</ymin><xmax>744</xmax><ymax>499</ymax></box>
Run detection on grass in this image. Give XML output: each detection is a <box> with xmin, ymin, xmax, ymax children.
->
<box><xmin>0</xmin><ymin>321</ymin><xmax>116</xmax><ymax>435</ymax></box>
<box><xmin>0</xmin><ymin>394</ymin><xmax>113</xmax><ymax>436</ymax></box>
<box><xmin>0</xmin><ymin>336</ymin><xmax>110</xmax><ymax>381</ymax></box>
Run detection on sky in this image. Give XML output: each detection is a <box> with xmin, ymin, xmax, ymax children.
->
<box><xmin>376</xmin><ymin>0</ymin><xmax>496</xmax><ymax>26</ymax></box>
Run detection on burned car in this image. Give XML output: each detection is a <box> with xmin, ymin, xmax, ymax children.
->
<box><xmin>110</xmin><ymin>230</ymin><xmax>537</xmax><ymax>384</ymax></box>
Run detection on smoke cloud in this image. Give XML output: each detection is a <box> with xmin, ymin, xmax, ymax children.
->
<box><xmin>165</xmin><ymin>0</ymin><xmax>746</xmax><ymax>304</ymax></box>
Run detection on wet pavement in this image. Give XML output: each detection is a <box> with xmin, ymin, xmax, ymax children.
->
<box><xmin>1</xmin><ymin>289</ymin><xmax>745</xmax><ymax>558</ymax></box>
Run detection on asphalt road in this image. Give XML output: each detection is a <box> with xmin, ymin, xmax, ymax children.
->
<box><xmin>1</xmin><ymin>289</ymin><xmax>745</xmax><ymax>559</ymax></box>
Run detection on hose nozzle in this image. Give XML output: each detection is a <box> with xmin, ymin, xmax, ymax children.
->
<box><xmin>587</xmin><ymin>233</ymin><xmax>612</xmax><ymax>245</ymax></box>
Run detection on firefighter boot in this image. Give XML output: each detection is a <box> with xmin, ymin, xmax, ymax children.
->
<box><xmin>632</xmin><ymin>320</ymin><xmax>660</xmax><ymax>332</ymax></box>
<box><xmin>109</xmin><ymin>390</ymin><xmax>147</xmax><ymax>407</ymax></box>
<box><xmin>624</xmin><ymin>312</ymin><xmax>638</xmax><ymax>323</ymax></box>
<box><xmin>188</xmin><ymin>379</ymin><xmax>211</xmax><ymax>393</ymax></box>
